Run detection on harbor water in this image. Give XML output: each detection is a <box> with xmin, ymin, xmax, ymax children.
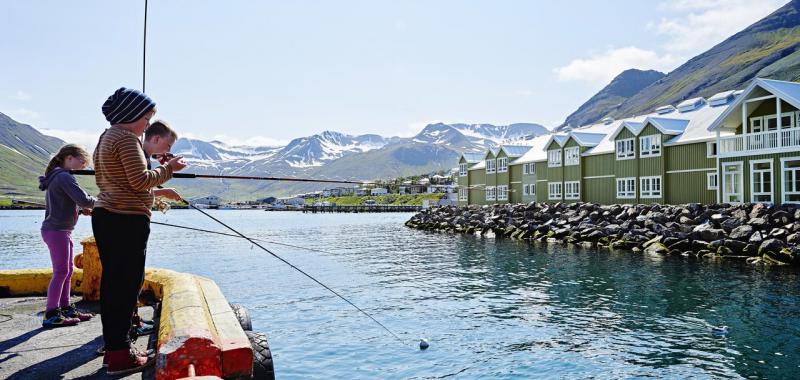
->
<box><xmin>2</xmin><ymin>210</ymin><xmax>799</xmax><ymax>379</ymax></box>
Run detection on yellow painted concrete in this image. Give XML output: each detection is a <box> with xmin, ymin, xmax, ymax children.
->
<box><xmin>0</xmin><ymin>268</ymin><xmax>83</xmax><ymax>297</ymax></box>
<box><xmin>197</xmin><ymin>276</ymin><xmax>253</xmax><ymax>378</ymax></box>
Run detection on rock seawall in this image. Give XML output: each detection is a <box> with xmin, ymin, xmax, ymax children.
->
<box><xmin>405</xmin><ymin>202</ymin><xmax>800</xmax><ymax>266</ymax></box>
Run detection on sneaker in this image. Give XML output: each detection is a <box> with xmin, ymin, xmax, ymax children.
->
<box><xmin>60</xmin><ymin>304</ymin><xmax>93</xmax><ymax>321</ymax></box>
<box><xmin>42</xmin><ymin>309</ymin><xmax>79</xmax><ymax>328</ymax></box>
<box><xmin>102</xmin><ymin>346</ymin><xmax>154</xmax><ymax>368</ymax></box>
<box><xmin>105</xmin><ymin>348</ymin><xmax>154</xmax><ymax>375</ymax></box>
<box><xmin>134</xmin><ymin>323</ymin><xmax>155</xmax><ymax>336</ymax></box>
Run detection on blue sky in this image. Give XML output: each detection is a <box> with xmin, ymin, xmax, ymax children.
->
<box><xmin>0</xmin><ymin>0</ymin><xmax>787</xmax><ymax>148</ymax></box>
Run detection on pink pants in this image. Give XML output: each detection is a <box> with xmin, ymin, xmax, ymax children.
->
<box><xmin>41</xmin><ymin>230</ymin><xmax>74</xmax><ymax>311</ymax></box>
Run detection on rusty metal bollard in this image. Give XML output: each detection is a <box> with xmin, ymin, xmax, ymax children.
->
<box><xmin>75</xmin><ymin>236</ymin><xmax>102</xmax><ymax>301</ymax></box>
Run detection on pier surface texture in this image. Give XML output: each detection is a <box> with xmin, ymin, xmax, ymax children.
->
<box><xmin>0</xmin><ymin>296</ymin><xmax>154</xmax><ymax>379</ymax></box>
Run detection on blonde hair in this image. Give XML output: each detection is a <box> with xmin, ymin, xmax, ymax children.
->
<box><xmin>45</xmin><ymin>144</ymin><xmax>91</xmax><ymax>176</ymax></box>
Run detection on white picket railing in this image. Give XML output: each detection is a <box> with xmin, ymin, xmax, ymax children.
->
<box><xmin>719</xmin><ymin>128</ymin><xmax>800</xmax><ymax>156</ymax></box>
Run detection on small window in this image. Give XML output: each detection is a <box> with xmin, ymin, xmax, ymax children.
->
<box><xmin>523</xmin><ymin>163</ymin><xmax>536</xmax><ymax>175</ymax></box>
<box><xmin>616</xmin><ymin>139</ymin><xmax>635</xmax><ymax>160</ymax></box>
<box><xmin>564</xmin><ymin>147</ymin><xmax>580</xmax><ymax>166</ymax></box>
<box><xmin>640</xmin><ymin>176</ymin><xmax>662</xmax><ymax>198</ymax></box>
<box><xmin>485</xmin><ymin>186</ymin><xmax>496</xmax><ymax>201</ymax></box>
<box><xmin>706</xmin><ymin>142</ymin><xmax>717</xmax><ymax>158</ymax></box>
<box><xmin>616</xmin><ymin>178</ymin><xmax>636</xmax><ymax>199</ymax></box>
<box><xmin>564</xmin><ymin>181</ymin><xmax>580</xmax><ymax>200</ymax></box>
<box><xmin>548</xmin><ymin>182</ymin><xmax>562</xmax><ymax>200</ymax></box>
<box><xmin>783</xmin><ymin>158</ymin><xmax>800</xmax><ymax>203</ymax></box>
<box><xmin>459</xmin><ymin>187</ymin><xmax>468</xmax><ymax>201</ymax></box>
<box><xmin>639</xmin><ymin>134</ymin><xmax>661</xmax><ymax>157</ymax></box>
<box><xmin>707</xmin><ymin>172</ymin><xmax>718</xmax><ymax>190</ymax></box>
<box><xmin>497</xmin><ymin>185</ymin><xmax>508</xmax><ymax>201</ymax></box>
<box><xmin>486</xmin><ymin>160</ymin><xmax>496</xmax><ymax>174</ymax></box>
<box><xmin>497</xmin><ymin>157</ymin><xmax>508</xmax><ymax>173</ymax></box>
<box><xmin>548</xmin><ymin>150</ymin><xmax>562</xmax><ymax>167</ymax></box>
<box><xmin>459</xmin><ymin>163</ymin><xmax>468</xmax><ymax>176</ymax></box>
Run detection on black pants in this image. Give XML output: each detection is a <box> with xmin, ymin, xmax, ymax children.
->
<box><xmin>91</xmin><ymin>208</ymin><xmax>149</xmax><ymax>351</ymax></box>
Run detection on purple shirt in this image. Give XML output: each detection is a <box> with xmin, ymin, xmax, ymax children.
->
<box><xmin>39</xmin><ymin>168</ymin><xmax>95</xmax><ymax>231</ymax></box>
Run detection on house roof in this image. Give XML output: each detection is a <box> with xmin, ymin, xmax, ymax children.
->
<box><xmin>499</xmin><ymin>145</ymin><xmax>532</xmax><ymax>157</ymax></box>
<box><xmin>470</xmin><ymin>160</ymin><xmax>486</xmax><ymax>170</ymax></box>
<box><xmin>543</xmin><ymin>134</ymin><xmax>569</xmax><ymax>150</ymax></box>
<box><xmin>644</xmin><ymin>117</ymin><xmax>690</xmax><ymax>135</ymax></box>
<box><xmin>509</xmin><ymin>134</ymin><xmax>552</xmax><ymax>164</ymax></box>
<box><xmin>708</xmin><ymin>78</ymin><xmax>800</xmax><ymax>131</ymax></box>
<box><xmin>567</xmin><ymin>132</ymin><xmax>606</xmax><ymax>147</ymax></box>
<box><xmin>461</xmin><ymin>152</ymin><xmax>484</xmax><ymax>163</ymax></box>
<box><xmin>676</xmin><ymin>97</ymin><xmax>707</xmax><ymax>112</ymax></box>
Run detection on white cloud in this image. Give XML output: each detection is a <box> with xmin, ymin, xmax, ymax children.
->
<box><xmin>39</xmin><ymin>128</ymin><xmax>102</xmax><ymax>150</ymax></box>
<box><xmin>10</xmin><ymin>90</ymin><xmax>32</xmax><ymax>101</ymax></box>
<box><xmin>554</xmin><ymin>47</ymin><xmax>678</xmax><ymax>85</ymax></box>
<box><xmin>654</xmin><ymin>0</ymin><xmax>786</xmax><ymax>53</ymax></box>
<box><xmin>553</xmin><ymin>0</ymin><xmax>785</xmax><ymax>85</ymax></box>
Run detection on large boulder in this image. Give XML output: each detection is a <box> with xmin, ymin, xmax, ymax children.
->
<box><xmin>693</xmin><ymin>223</ymin><xmax>725</xmax><ymax>241</ymax></box>
<box><xmin>729</xmin><ymin>225</ymin><xmax>754</xmax><ymax>241</ymax></box>
<box><xmin>758</xmin><ymin>238</ymin><xmax>787</xmax><ymax>257</ymax></box>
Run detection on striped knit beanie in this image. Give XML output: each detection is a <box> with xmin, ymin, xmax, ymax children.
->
<box><xmin>101</xmin><ymin>87</ymin><xmax>156</xmax><ymax>125</ymax></box>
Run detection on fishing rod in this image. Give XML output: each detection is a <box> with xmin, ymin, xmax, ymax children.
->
<box><xmin>180</xmin><ymin>200</ymin><xmax>413</xmax><ymax>347</ymax></box>
<box><xmin>150</xmin><ymin>220</ymin><xmax>338</xmax><ymax>255</ymax></box>
<box><xmin>69</xmin><ymin>170</ymin><xmax>373</xmax><ymax>185</ymax></box>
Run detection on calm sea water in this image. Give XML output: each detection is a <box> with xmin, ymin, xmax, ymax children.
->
<box><xmin>2</xmin><ymin>210</ymin><xmax>799</xmax><ymax>379</ymax></box>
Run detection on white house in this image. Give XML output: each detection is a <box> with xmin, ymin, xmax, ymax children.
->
<box><xmin>370</xmin><ymin>187</ymin><xmax>388</xmax><ymax>195</ymax></box>
<box><xmin>189</xmin><ymin>195</ymin><xmax>221</xmax><ymax>207</ymax></box>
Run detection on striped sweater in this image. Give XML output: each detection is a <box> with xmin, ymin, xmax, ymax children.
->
<box><xmin>93</xmin><ymin>126</ymin><xmax>173</xmax><ymax>217</ymax></box>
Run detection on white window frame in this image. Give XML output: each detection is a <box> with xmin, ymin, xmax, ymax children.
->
<box><xmin>497</xmin><ymin>157</ymin><xmax>508</xmax><ymax>173</ymax></box>
<box><xmin>750</xmin><ymin>159</ymin><xmax>773</xmax><ymax>204</ymax></box>
<box><xmin>722</xmin><ymin>162</ymin><xmax>744</xmax><ymax>203</ymax></box>
<box><xmin>564</xmin><ymin>147</ymin><xmax>580</xmax><ymax>166</ymax></box>
<box><xmin>497</xmin><ymin>185</ymin><xmax>508</xmax><ymax>201</ymax></box>
<box><xmin>706</xmin><ymin>141</ymin><xmax>717</xmax><ymax>158</ymax></box>
<box><xmin>547</xmin><ymin>149</ymin><xmax>562</xmax><ymax>167</ymax></box>
<box><xmin>750</xmin><ymin>116</ymin><xmax>763</xmax><ymax>133</ymax></box>
<box><xmin>616</xmin><ymin>138</ymin><xmax>635</xmax><ymax>160</ymax></box>
<box><xmin>485</xmin><ymin>159</ymin><xmax>496</xmax><ymax>174</ymax></box>
<box><xmin>706</xmin><ymin>172</ymin><xmax>718</xmax><ymax>190</ymax></box>
<box><xmin>485</xmin><ymin>186</ymin><xmax>496</xmax><ymax>201</ymax></box>
<box><xmin>780</xmin><ymin>112</ymin><xmax>795</xmax><ymax>129</ymax></box>
<box><xmin>564</xmin><ymin>181</ymin><xmax>580</xmax><ymax>200</ymax></box>
<box><xmin>782</xmin><ymin>157</ymin><xmax>800</xmax><ymax>204</ymax></box>
<box><xmin>639</xmin><ymin>134</ymin><xmax>661</xmax><ymax>157</ymax></box>
<box><xmin>458</xmin><ymin>187</ymin><xmax>468</xmax><ymax>201</ymax></box>
<box><xmin>639</xmin><ymin>176</ymin><xmax>662</xmax><ymax>198</ymax></box>
<box><xmin>522</xmin><ymin>163</ymin><xmax>536</xmax><ymax>175</ymax></box>
<box><xmin>459</xmin><ymin>163</ymin><xmax>468</xmax><ymax>176</ymax></box>
<box><xmin>616</xmin><ymin>177</ymin><xmax>636</xmax><ymax>199</ymax></box>
<box><xmin>523</xmin><ymin>184</ymin><xmax>530</xmax><ymax>196</ymax></box>
<box><xmin>548</xmin><ymin>182</ymin><xmax>562</xmax><ymax>200</ymax></box>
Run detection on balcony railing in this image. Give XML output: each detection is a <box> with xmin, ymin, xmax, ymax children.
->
<box><xmin>718</xmin><ymin>128</ymin><xmax>800</xmax><ymax>156</ymax></box>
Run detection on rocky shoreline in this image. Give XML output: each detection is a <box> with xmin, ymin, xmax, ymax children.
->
<box><xmin>405</xmin><ymin>202</ymin><xmax>800</xmax><ymax>266</ymax></box>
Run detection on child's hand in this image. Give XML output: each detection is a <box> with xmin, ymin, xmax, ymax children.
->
<box><xmin>167</xmin><ymin>156</ymin><xmax>187</xmax><ymax>172</ymax></box>
<box><xmin>80</xmin><ymin>208</ymin><xmax>92</xmax><ymax>216</ymax></box>
<box><xmin>155</xmin><ymin>188</ymin><xmax>182</xmax><ymax>201</ymax></box>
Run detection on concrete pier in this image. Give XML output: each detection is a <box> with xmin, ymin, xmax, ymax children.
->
<box><xmin>0</xmin><ymin>296</ymin><xmax>155</xmax><ymax>379</ymax></box>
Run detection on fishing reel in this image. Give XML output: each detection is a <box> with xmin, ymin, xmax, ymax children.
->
<box><xmin>154</xmin><ymin>197</ymin><xmax>171</xmax><ymax>214</ymax></box>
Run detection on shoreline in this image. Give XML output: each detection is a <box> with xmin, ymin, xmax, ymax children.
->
<box><xmin>405</xmin><ymin>202</ymin><xmax>800</xmax><ymax>266</ymax></box>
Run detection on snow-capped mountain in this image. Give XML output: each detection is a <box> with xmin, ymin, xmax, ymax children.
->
<box><xmin>150</xmin><ymin>122</ymin><xmax>548</xmax><ymax>197</ymax></box>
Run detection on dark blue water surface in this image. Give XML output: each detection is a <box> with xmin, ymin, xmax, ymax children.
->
<box><xmin>2</xmin><ymin>210</ymin><xmax>800</xmax><ymax>379</ymax></box>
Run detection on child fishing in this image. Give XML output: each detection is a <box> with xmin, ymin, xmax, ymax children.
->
<box><xmin>39</xmin><ymin>144</ymin><xmax>96</xmax><ymax>328</ymax></box>
<box><xmin>92</xmin><ymin>87</ymin><xmax>186</xmax><ymax>375</ymax></box>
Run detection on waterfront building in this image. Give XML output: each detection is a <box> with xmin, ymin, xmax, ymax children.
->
<box><xmin>457</xmin><ymin>78</ymin><xmax>800</xmax><ymax>206</ymax></box>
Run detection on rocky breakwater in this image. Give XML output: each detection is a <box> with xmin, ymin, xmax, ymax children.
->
<box><xmin>405</xmin><ymin>202</ymin><xmax>800</xmax><ymax>266</ymax></box>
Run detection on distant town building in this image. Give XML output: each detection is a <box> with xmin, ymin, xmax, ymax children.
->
<box><xmin>189</xmin><ymin>195</ymin><xmax>221</xmax><ymax>207</ymax></box>
<box><xmin>370</xmin><ymin>187</ymin><xmax>388</xmax><ymax>195</ymax></box>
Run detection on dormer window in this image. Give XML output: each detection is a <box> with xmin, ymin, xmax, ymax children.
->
<box><xmin>486</xmin><ymin>159</ymin><xmax>496</xmax><ymax>174</ymax></box>
<box><xmin>547</xmin><ymin>150</ymin><xmax>562</xmax><ymax>167</ymax></box>
<box><xmin>639</xmin><ymin>134</ymin><xmax>661</xmax><ymax>157</ymax></box>
<box><xmin>459</xmin><ymin>163</ymin><xmax>468</xmax><ymax>176</ymax></box>
<box><xmin>615</xmin><ymin>139</ymin><xmax>635</xmax><ymax>160</ymax></box>
<box><xmin>497</xmin><ymin>157</ymin><xmax>508</xmax><ymax>173</ymax></box>
<box><xmin>564</xmin><ymin>147</ymin><xmax>580</xmax><ymax>166</ymax></box>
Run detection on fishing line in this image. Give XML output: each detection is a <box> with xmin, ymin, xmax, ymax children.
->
<box><xmin>70</xmin><ymin>170</ymin><xmax>373</xmax><ymax>185</ymax></box>
<box><xmin>182</xmin><ymin>201</ymin><xmax>409</xmax><ymax>346</ymax></box>
<box><xmin>150</xmin><ymin>220</ymin><xmax>338</xmax><ymax>255</ymax></box>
